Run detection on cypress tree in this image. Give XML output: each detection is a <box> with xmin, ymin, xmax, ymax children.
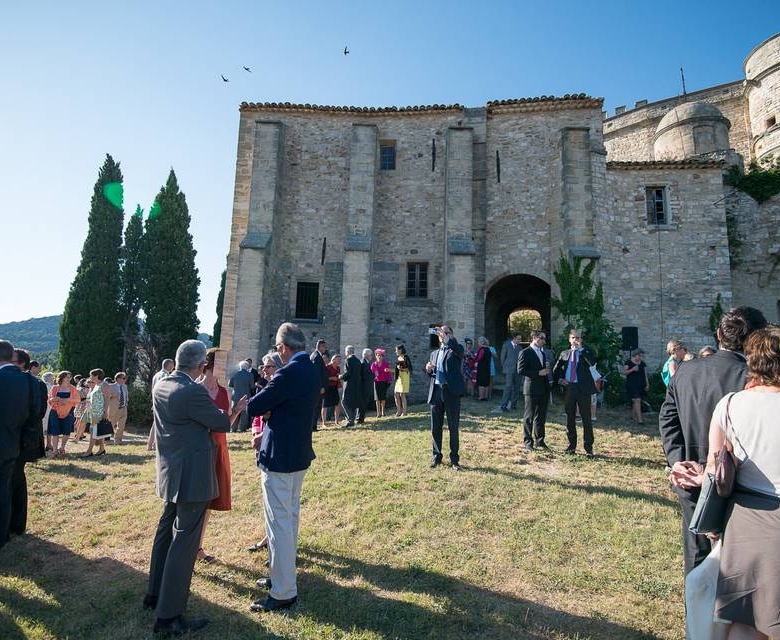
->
<box><xmin>141</xmin><ymin>169</ymin><xmax>200</xmax><ymax>361</ymax></box>
<box><xmin>118</xmin><ymin>205</ymin><xmax>145</xmax><ymax>375</ymax></box>
<box><xmin>212</xmin><ymin>268</ymin><xmax>226</xmax><ymax>346</ymax></box>
<box><xmin>59</xmin><ymin>154</ymin><xmax>125</xmax><ymax>375</ymax></box>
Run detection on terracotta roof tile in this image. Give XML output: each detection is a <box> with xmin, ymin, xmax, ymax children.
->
<box><xmin>607</xmin><ymin>159</ymin><xmax>725</xmax><ymax>170</ymax></box>
<box><xmin>487</xmin><ymin>94</ymin><xmax>603</xmax><ymax>112</ymax></box>
<box><xmin>239</xmin><ymin>102</ymin><xmax>462</xmax><ymax>114</ymax></box>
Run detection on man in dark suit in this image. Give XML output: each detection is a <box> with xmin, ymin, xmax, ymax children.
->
<box><xmin>553</xmin><ymin>329</ymin><xmax>598</xmax><ymax>456</ymax></box>
<box><xmin>0</xmin><ymin>340</ymin><xmax>29</xmax><ymax>552</ymax></box>
<box><xmin>517</xmin><ymin>329</ymin><xmax>552</xmax><ymax>452</ymax></box>
<box><xmin>659</xmin><ymin>306</ymin><xmax>766</xmax><ymax>575</ymax></box>
<box><xmin>10</xmin><ymin>349</ymin><xmax>46</xmax><ymax>538</ymax></box>
<box><xmin>310</xmin><ymin>339</ymin><xmax>328</xmax><ymax>431</ymax></box>
<box><xmin>145</xmin><ymin>340</ymin><xmax>246</xmax><ymax>635</ymax></box>
<box><xmin>499</xmin><ymin>332</ymin><xmax>523</xmax><ymax>411</ymax></box>
<box><xmin>425</xmin><ymin>325</ymin><xmax>465</xmax><ymax>470</ymax></box>
<box><xmin>247</xmin><ymin>322</ymin><xmax>320</xmax><ymax>612</ymax></box>
<box><xmin>340</xmin><ymin>345</ymin><xmax>362</xmax><ymax>427</ymax></box>
<box><xmin>357</xmin><ymin>349</ymin><xmax>374</xmax><ymax>424</ymax></box>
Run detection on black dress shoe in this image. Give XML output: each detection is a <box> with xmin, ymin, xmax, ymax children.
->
<box><xmin>256</xmin><ymin>577</ymin><xmax>272</xmax><ymax>589</ymax></box>
<box><xmin>451</xmin><ymin>463</ymin><xmax>462</xmax><ymax>471</ymax></box>
<box><xmin>536</xmin><ymin>443</ymin><xmax>552</xmax><ymax>452</ymax></box>
<box><xmin>249</xmin><ymin>595</ymin><xmax>297</xmax><ymax>612</ymax></box>
<box><xmin>564</xmin><ymin>447</ymin><xmax>576</xmax><ymax>455</ymax></box>
<box><xmin>523</xmin><ymin>444</ymin><xmax>534</xmax><ymax>453</ymax></box>
<box><xmin>142</xmin><ymin>594</ymin><xmax>158</xmax><ymax>610</ymax></box>
<box><xmin>585</xmin><ymin>449</ymin><xmax>594</xmax><ymax>458</ymax></box>
<box><xmin>430</xmin><ymin>460</ymin><xmax>441</xmax><ymax>468</ymax></box>
<box><xmin>153</xmin><ymin>615</ymin><xmax>209</xmax><ymax>635</ymax></box>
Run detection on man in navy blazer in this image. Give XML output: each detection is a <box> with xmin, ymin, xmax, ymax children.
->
<box><xmin>0</xmin><ymin>340</ymin><xmax>30</xmax><ymax>551</ymax></box>
<box><xmin>247</xmin><ymin>322</ymin><xmax>319</xmax><ymax>612</ymax></box>
<box><xmin>425</xmin><ymin>325</ymin><xmax>465</xmax><ymax>470</ymax></box>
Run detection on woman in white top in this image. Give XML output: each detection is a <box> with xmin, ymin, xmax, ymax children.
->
<box><xmin>704</xmin><ymin>326</ymin><xmax>780</xmax><ymax>639</ymax></box>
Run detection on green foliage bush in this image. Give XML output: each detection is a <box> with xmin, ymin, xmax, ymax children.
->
<box><xmin>127</xmin><ymin>389</ymin><xmax>153</xmax><ymax>427</ymax></box>
<box><xmin>725</xmin><ymin>162</ymin><xmax>780</xmax><ymax>203</ymax></box>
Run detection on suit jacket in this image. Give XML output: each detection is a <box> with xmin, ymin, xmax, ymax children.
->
<box><xmin>517</xmin><ymin>345</ymin><xmax>551</xmax><ymax>396</ymax></box>
<box><xmin>229</xmin><ymin>369</ymin><xmax>254</xmax><ymax>403</ymax></box>
<box><xmin>310</xmin><ymin>350</ymin><xmax>329</xmax><ymax>392</ymax></box>
<box><xmin>360</xmin><ymin>359</ymin><xmax>373</xmax><ymax>399</ymax></box>
<box><xmin>153</xmin><ymin>370</ymin><xmax>231</xmax><ymax>503</ymax></box>
<box><xmin>552</xmin><ymin>346</ymin><xmax>597</xmax><ymax>396</ymax></box>
<box><xmin>248</xmin><ymin>351</ymin><xmax>319</xmax><ymax>473</ymax></box>
<box><xmin>659</xmin><ymin>349</ymin><xmax>747</xmax><ymax>466</ymax></box>
<box><xmin>427</xmin><ymin>336</ymin><xmax>465</xmax><ymax>403</ymax></box>
<box><xmin>340</xmin><ymin>354</ymin><xmax>363</xmax><ymax>407</ymax></box>
<box><xmin>500</xmin><ymin>339</ymin><xmax>522</xmax><ymax>375</ymax></box>
<box><xmin>19</xmin><ymin>373</ymin><xmax>47</xmax><ymax>462</ymax></box>
<box><xmin>0</xmin><ymin>364</ymin><xmax>30</xmax><ymax>462</ymax></box>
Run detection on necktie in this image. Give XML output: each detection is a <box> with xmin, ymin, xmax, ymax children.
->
<box><xmin>571</xmin><ymin>350</ymin><xmax>578</xmax><ymax>383</ymax></box>
<box><xmin>119</xmin><ymin>385</ymin><xmax>126</xmax><ymax>408</ymax></box>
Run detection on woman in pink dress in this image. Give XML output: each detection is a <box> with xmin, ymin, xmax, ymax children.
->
<box><xmin>196</xmin><ymin>348</ymin><xmax>245</xmax><ymax>562</ymax></box>
<box><xmin>371</xmin><ymin>348</ymin><xmax>393</xmax><ymax>417</ymax></box>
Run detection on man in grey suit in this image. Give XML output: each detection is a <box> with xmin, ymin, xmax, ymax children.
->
<box><xmin>499</xmin><ymin>332</ymin><xmax>523</xmax><ymax>412</ymax></box>
<box><xmin>229</xmin><ymin>361</ymin><xmax>255</xmax><ymax>432</ymax></box>
<box><xmin>144</xmin><ymin>340</ymin><xmax>247</xmax><ymax>635</ymax></box>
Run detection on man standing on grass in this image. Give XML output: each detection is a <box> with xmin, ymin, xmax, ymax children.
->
<box><xmin>659</xmin><ymin>306</ymin><xmax>766</xmax><ymax>576</ymax></box>
<box><xmin>247</xmin><ymin>322</ymin><xmax>319</xmax><ymax>613</ymax></box>
<box><xmin>145</xmin><ymin>340</ymin><xmax>246</xmax><ymax>635</ymax></box>
<box><xmin>0</xmin><ymin>340</ymin><xmax>29</xmax><ymax>552</ymax></box>
<box><xmin>425</xmin><ymin>324</ymin><xmax>465</xmax><ymax>471</ymax></box>
<box><xmin>499</xmin><ymin>332</ymin><xmax>523</xmax><ymax>412</ymax></box>
<box><xmin>517</xmin><ymin>329</ymin><xmax>552</xmax><ymax>452</ymax></box>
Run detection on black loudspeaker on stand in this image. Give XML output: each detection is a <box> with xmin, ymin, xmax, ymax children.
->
<box><xmin>621</xmin><ymin>326</ymin><xmax>639</xmax><ymax>351</ymax></box>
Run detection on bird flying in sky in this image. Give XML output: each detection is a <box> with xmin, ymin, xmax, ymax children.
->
<box><xmin>344</xmin><ymin>46</ymin><xmax>349</xmax><ymax>55</ymax></box>
<box><xmin>221</xmin><ymin>74</ymin><xmax>229</xmax><ymax>82</ymax></box>
<box><xmin>243</xmin><ymin>66</ymin><xmax>251</xmax><ymax>72</ymax></box>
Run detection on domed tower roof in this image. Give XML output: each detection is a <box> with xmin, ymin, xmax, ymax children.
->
<box><xmin>653</xmin><ymin>101</ymin><xmax>731</xmax><ymax>160</ymax></box>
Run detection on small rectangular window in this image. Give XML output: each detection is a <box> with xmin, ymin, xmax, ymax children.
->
<box><xmin>380</xmin><ymin>141</ymin><xmax>396</xmax><ymax>170</ymax></box>
<box><xmin>295</xmin><ymin>282</ymin><xmax>319</xmax><ymax>319</ymax></box>
<box><xmin>767</xmin><ymin>116</ymin><xmax>777</xmax><ymax>129</ymax></box>
<box><xmin>406</xmin><ymin>262</ymin><xmax>428</xmax><ymax>298</ymax></box>
<box><xmin>646</xmin><ymin>187</ymin><xmax>667</xmax><ymax>225</ymax></box>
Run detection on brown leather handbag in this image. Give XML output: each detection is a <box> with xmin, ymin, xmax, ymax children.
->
<box><xmin>714</xmin><ymin>393</ymin><xmax>738</xmax><ymax>498</ymax></box>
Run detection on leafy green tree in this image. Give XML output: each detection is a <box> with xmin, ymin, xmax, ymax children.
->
<box><xmin>119</xmin><ymin>205</ymin><xmax>145</xmax><ymax>376</ymax></box>
<box><xmin>508</xmin><ymin>309</ymin><xmax>541</xmax><ymax>341</ymax></box>
<box><xmin>59</xmin><ymin>154</ymin><xmax>125</xmax><ymax>375</ymax></box>
<box><xmin>140</xmin><ymin>169</ymin><xmax>200</xmax><ymax>363</ymax></box>
<box><xmin>550</xmin><ymin>253</ymin><xmax>621</xmax><ymax>375</ymax></box>
<box><xmin>212</xmin><ymin>268</ymin><xmax>226</xmax><ymax>346</ymax></box>
<box><xmin>709</xmin><ymin>293</ymin><xmax>725</xmax><ymax>340</ymax></box>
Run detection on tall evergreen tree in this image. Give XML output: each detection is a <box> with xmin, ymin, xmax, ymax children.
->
<box><xmin>140</xmin><ymin>169</ymin><xmax>200</xmax><ymax>362</ymax></box>
<box><xmin>118</xmin><ymin>205</ymin><xmax>145</xmax><ymax>375</ymax></box>
<box><xmin>59</xmin><ymin>154</ymin><xmax>125</xmax><ymax>375</ymax></box>
<box><xmin>212</xmin><ymin>268</ymin><xmax>226</xmax><ymax>346</ymax></box>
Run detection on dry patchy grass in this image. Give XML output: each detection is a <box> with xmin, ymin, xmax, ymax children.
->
<box><xmin>0</xmin><ymin>398</ymin><xmax>683</xmax><ymax>639</ymax></box>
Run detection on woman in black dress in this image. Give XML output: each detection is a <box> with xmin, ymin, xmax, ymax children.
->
<box><xmin>623</xmin><ymin>348</ymin><xmax>649</xmax><ymax>424</ymax></box>
<box><xmin>475</xmin><ymin>336</ymin><xmax>491</xmax><ymax>401</ymax></box>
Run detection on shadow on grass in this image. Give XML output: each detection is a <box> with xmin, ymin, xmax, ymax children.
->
<box><xmin>295</xmin><ymin>547</ymin><xmax>662</xmax><ymax>640</ymax></box>
<box><xmin>0</xmin><ymin>537</ymin><xmax>284</xmax><ymax>640</ymax></box>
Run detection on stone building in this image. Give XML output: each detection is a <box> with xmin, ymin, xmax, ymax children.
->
<box><xmin>218</xmin><ymin>32</ymin><xmax>780</xmax><ymax>398</ymax></box>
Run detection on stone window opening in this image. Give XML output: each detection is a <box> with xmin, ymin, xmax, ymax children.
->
<box><xmin>645</xmin><ymin>186</ymin><xmax>668</xmax><ymax>226</ymax></box>
<box><xmin>294</xmin><ymin>281</ymin><xmax>320</xmax><ymax>320</ymax></box>
<box><xmin>406</xmin><ymin>262</ymin><xmax>428</xmax><ymax>298</ymax></box>
<box><xmin>767</xmin><ymin>115</ymin><xmax>777</xmax><ymax>130</ymax></box>
<box><xmin>380</xmin><ymin>140</ymin><xmax>396</xmax><ymax>170</ymax></box>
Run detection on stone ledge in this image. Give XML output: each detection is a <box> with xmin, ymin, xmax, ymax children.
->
<box><xmin>345</xmin><ymin>235</ymin><xmax>372</xmax><ymax>251</ymax></box>
<box><xmin>240</xmin><ymin>232</ymin><xmax>271</xmax><ymax>249</ymax></box>
<box><xmin>607</xmin><ymin>159</ymin><xmax>724</xmax><ymax>170</ymax></box>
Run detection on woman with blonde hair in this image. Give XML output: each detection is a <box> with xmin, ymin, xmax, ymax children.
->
<box><xmin>661</xmin><ymin>339</ymin><xmax>687</xmax><ymax>387</ymax></box>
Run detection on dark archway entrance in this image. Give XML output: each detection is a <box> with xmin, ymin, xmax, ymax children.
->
<box><xmin>484</xmin><ymin>274</ymin><xmax>551</xmax><ymax>346</ymax></box>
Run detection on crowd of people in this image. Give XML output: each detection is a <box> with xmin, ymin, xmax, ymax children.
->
<box><xmin>3</xmin><ymin>305</ymin><xmax>780</xmax><ymax>637</ymax></box>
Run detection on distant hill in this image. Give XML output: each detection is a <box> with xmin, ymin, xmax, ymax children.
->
<box><xmin>0</xmin><ymin>315</ymin><xmax>60</xmax><ymax>354</ymax></box>
<box><xmin>0</xmin><ymin>315</ymin><xmax>211</xmax><ymax>358</ymax></box>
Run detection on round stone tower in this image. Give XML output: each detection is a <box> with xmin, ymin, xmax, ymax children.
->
<box><xmin>653</xmin><ymin>102</ymin><xmax>731</xmax><ymax>160</ymax></box>
<box><xmin>744</xmin><ymin>32</ymin><xmax>780</xmax><ymax>164</ymax></box>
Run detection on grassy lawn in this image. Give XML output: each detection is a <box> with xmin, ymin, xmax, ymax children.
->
<box><xmin>0</xmin><ymin>398</ymin><xmax>683</xmax><ymax>639</ymax></box>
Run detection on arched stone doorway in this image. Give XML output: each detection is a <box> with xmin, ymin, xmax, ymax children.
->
<box><xmin>484</xmin><ymin>274</ymin><xmax>551</xmax><ymax>346</ymax></box>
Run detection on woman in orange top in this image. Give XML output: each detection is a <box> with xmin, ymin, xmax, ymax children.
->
<box><xmin>47</xmin><ymin>371</ymin><xmax>80</xmax><ymax>457</ymax></box>
<box><xmin>195</xmin><ymin>348</ymin><xmax>245</xmax><ymax>563</ymax></box>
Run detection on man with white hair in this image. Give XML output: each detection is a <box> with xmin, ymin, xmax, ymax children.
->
<box><xmin>340</xmin><ymin>345</ymin><xmax>362</xmax><ymax>428</ymax></box>
<box><xmin>229</xmin><ymin>360</ymin><xmax>255</xmax><ymax>432</ymax></box>
<box><xmin>145</xmin><ymin>340</ymin><xmax>247</xmax><ymax>635</ymax></box>
<box><xmin>247</xmin><ymin>323</ymin><xmax>319</xmax><ymax>612</ymax></box>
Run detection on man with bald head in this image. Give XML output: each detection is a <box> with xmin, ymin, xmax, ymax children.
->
<box><xmin>425</xmin><ymin>325</ymin><xmax>465</xmax><ymax>471</ymax></box>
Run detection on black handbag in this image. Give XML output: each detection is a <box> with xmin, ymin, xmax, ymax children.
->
<box><xmin>95</xmin><ymin>419</ymin><xmax>113</xmax><ymax>438</ymax></box>
<box><xmin>689</xmin><ymin>473</ymin><xmax>728</xmax><ymax>535</ymax></box>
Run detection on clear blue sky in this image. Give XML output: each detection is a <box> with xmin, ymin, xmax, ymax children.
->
<box><xmin>0</xmin><ymin>0</ymin><xmax>774</xmax><ymax>332</ymax></box>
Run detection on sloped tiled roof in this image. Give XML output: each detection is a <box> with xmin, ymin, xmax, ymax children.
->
<box><xmin>239</xmin><ymin>102</ymin><xmax>462</xmax><ymax>114</ymax></box>
<box><xmin>607</xmin><ymin>159</ymin><xmax>725</xmax><ymax>170</ymax></box>
<box><xmin>487</xmin><ymin>94</ymin><xmax>603</xmax><ymax>113</ymax></box>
